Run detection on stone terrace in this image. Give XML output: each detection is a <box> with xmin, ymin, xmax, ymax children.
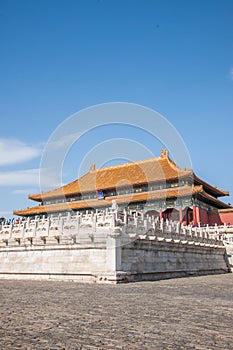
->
<box><xmin>0</xmin><ymin>274</ymin><xmax>233</xmax><ymax>349</ymax></box>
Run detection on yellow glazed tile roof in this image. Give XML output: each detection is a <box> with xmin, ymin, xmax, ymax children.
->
<box><xmin>29</xmin><ymin>153</ymin><xmax>192</xmax><ymax>201</ymax></box>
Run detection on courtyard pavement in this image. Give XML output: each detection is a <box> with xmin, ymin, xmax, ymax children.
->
<box><xmin>0</xmin><ymin>274</ymin><xmax>233</xmax><ymax>349</ymax></box>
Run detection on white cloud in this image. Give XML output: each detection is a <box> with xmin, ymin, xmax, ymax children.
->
<box><xmin>47</xmin><ymin>132</ymin><xmax>82</xmax><ymax>150</ymax></box>
<box><xmin>11</xmin><ymin>189</ymin><xmax>38</xmax><ymax>195</ymax></box>
<box><xmin>39</xmin><ymin>167</ymin><xmax>64</xmax><ymax>190</ymax></box>
<box><xmin>230</xmin><ymin>68</ymin><xmax>233</xmax><ymax>80</ymax></box>
<box><xmin>0</xmin><ymin>167</ymin><xmax>63</xmax><ymax>189</ymax></box>
<box><xmin>0</xmin><ymin>139</ymin><xmax>42</xmax><ymax>166</ymax></box>
<box><xmin>0</xmin><ymin>169</ymin><xmax>39</xmax><ymax>186</ymax></box>
<box><xmin>0</xmin><ymin>211</ymin><xmax>13</xmax><ymax>217</ymax></box>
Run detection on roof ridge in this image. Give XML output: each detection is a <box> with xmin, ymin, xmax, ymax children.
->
<box><xmin>95</xmin><ymin>156</ymin><xmax>162</xmax><ymax>172</ymax></box>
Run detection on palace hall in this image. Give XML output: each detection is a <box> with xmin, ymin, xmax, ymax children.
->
<box><xmin>14</xmin><ymin>150</ymin><xmax>233</xmax><ymax>225</ymax></box>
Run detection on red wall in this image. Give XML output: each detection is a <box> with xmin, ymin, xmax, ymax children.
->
<box><xmin>161</xmin><ymin>206</ymin><xmax>233</xmax><ymax>225</ymax></box>
<box><xmin>208</xmin><ymin>213</ymin><xmax>222</xmax><ymax>225</ymax></box>
<box><xmin>196</xmin><ymin>207</ymin><xmax>209</xmax><ymax>224</ymax></box>
<box><xmin>197</xmin><ymin>208</ymin><xmax>209</xmax><ymax>224</ymax></box>
<box><xmin>208</xmin><ymin>212</ymin><xmax>233</xmax><ymax>225</ymax></box>
<box><xmin>193</xmin><ymin>208</ymin><xmax>233</xmax><ymax>225</ymax></box>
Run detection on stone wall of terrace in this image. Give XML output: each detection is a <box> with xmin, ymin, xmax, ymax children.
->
<box><xmin>0</xmin><ymin>208</ymin><xmax>230</xmax><ymax>283</ymax></box>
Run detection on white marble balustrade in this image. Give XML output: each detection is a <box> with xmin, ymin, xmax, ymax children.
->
<box><xmin>0</xmin><ymin>208</ymin><xmax>228</xmax><ymax>247</ymax></box>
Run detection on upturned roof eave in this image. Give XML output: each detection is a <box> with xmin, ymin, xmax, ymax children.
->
<box><xmin>195</xmin><ymin>191</ymin><xmax>231</xmax><ymax>209</ymax></box>
<box><xmin>193</xmin><ymin>174</ymin><xmax>229</xmax><ymax>198</ymax></box>
<box><xmin>28</xmin><ymin>172</ymin><xmax>192</xmax><ymax>202</ymax></box>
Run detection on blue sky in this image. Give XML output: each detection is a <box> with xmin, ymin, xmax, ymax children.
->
<box><xmin>0</xmin><ymin>0</ymin><xmax>233</xmax><ymax>217</ymax></box>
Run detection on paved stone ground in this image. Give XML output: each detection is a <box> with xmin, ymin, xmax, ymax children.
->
<box><xmin>0</xmin><ymin>274</ymin><xmax>233</xmax><ymax>349</ymax></box>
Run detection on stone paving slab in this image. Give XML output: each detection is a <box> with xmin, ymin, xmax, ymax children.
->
<box><xmin>0</xmin><ymin>274</ymin><xmax>233</xmax><ymax>349</ymax></box>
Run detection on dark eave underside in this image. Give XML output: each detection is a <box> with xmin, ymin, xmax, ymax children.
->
<box><xmin>14</xmin><ymin>185</ymin><xmax>231</xmax><ymax>217</ymax></box>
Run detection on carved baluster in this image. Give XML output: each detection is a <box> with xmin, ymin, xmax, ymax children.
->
<box><xmin>59</xmin><ymin>217</ymin><xmax>64</xmax><ymax>235</ymax></box>
<box><xmin>110</xmin><ymin>212</ymin><xmax>115</xmax><ymax>229</ymax></box>
<box><xmin>160</xmin><ymin>218</ymin><xmax>164</xmax><ymax>235</ymax></box>
<box><xmin>123</xmin><ymin>209</ymin><xmax>127</xmax><ymax>225</ymax></box>
<box><xmin>144</xmin><ymin>218</ymin><xmax>148</xmax><ymax>233</ymax></box>
<box><xmin>93</xmin><ymin>213</ymin><xmax>97</xmax><ymax>233</ymax></box>
<box><xmin>33</xmin><ymin>220</ymin><xmax>37</xmax><ymax>237</ymax></box>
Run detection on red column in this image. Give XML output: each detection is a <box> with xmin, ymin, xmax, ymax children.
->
<box><xmin>193</xmin><ymin>206</ymin><xmax>197</xmax><ymax>225</ymax></box>
<box><xmin>179</xmin><ymin>207</ymin><xmax>183</xmax><ymax>223</ymax></box>
<box><xmin>159</xmin><ymin>209</ymin><xmax>163</xmax><ymax>220</ymax></box>
<box><xmin>196</xmin><ymin>207</ymin><xmax>200</xmax><ymax>224</ymax></box>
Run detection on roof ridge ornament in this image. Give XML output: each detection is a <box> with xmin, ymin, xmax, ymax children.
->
<box><xmin>89</xmin><ymin>163</ymin><xmax>96</xmax><ymax>172</ymax></box>
<box><xmin>160</xmin><ymin>148</ymin><xmax>169</xmax><ymax>158</ymax></box>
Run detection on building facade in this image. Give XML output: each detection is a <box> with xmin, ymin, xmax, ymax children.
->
<box><xmin>14</xmin><ymin>149</ymin><xmax>233</xmax><ymax>225</ymax></box>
